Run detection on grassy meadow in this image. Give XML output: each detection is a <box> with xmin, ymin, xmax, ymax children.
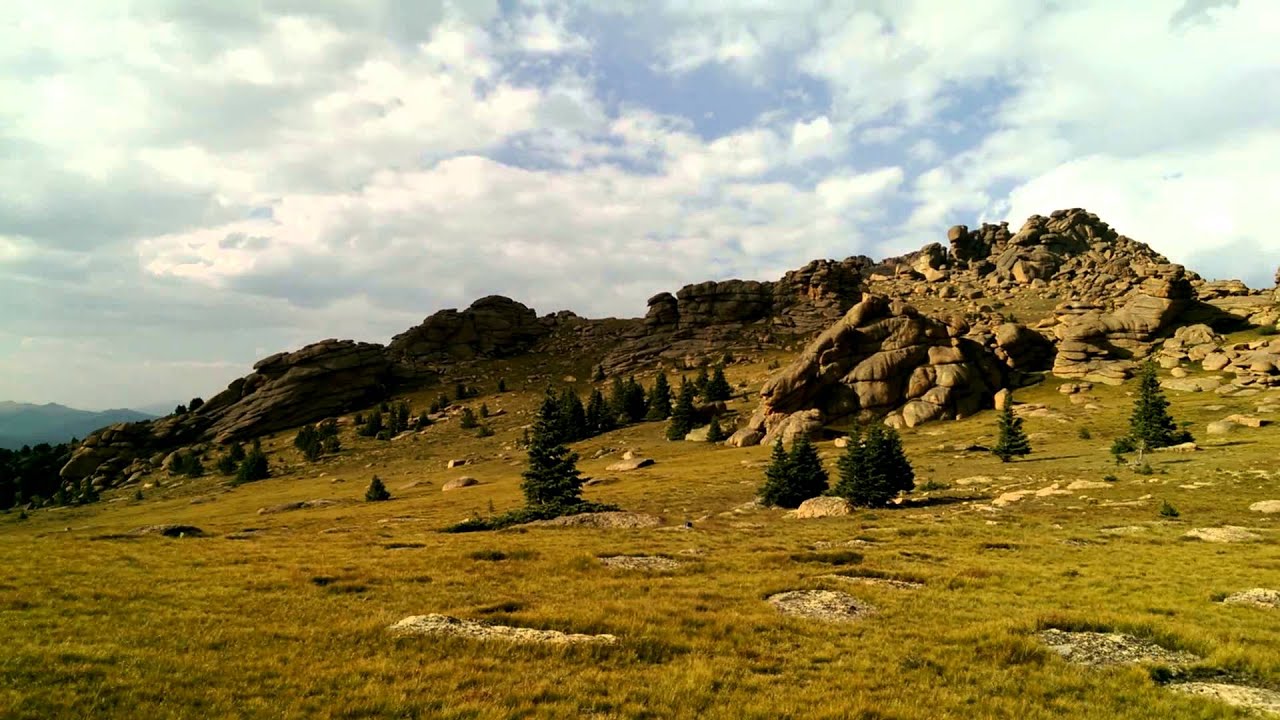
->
<box><xmin>1</xmin><ymin>343</ymin><xmax>1278</xmax><ymax>719</ymax></box>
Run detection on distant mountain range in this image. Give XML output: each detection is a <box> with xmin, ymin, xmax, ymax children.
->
<box><xmin>0</xmin><ymin>402</ymin><xmax>156</xmax><ymax>450</ymax></box>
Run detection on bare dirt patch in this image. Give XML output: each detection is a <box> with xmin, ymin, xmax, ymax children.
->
<box><xmin>1170</xmin><ymin>682</ymin><xmax>1280</xmax><ymax>715</ymax></box>
<box><xmin>1184</xmin><ymin>526</ymin><xmax>1262</xmax><ymax>543</ymax></box>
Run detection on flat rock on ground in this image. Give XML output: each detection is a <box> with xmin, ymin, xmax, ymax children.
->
<box><xmin>767</xmin><ymin>590</ymin><xmax>874</xmax><ymax>622</ymax></box>
<box><xmin>1037</xmin><ymin>629</ymin><xmax>1201</xmax><ymax>667</ymax></box>
<box><xmin>789</xmin><ymin>496</ymin><xmax>853</xmax><ymax>519</ymax></box>
<box><xmin>389</xmin><ymin>614</ymin><xmax>617</xmax><ymax>645</ymax></box>
<box><xmin>1222</xmin><ymin>588</ymin><xmax>1280</xmax><ymax>609</ymax></box>
<box><xmin>1185</xmin><ymin>526</ymin><xmax>1262</xmax><ymax>543</ymax></box>
<box><xmin>258</xmin><ymin>499</ymin><xmax>338</xmax><ymax>514</ymax></box>
<box><xmin>132</xmin><ymin>524</ymin><xmax>205</xmax><ymax>537</ymax></box>
<box><xmin>605</xmin><ymin>458</ymin><xmax>655</xmax><ymax>472</ymax></box>
<box><xmin>1170</xmin><ymin>683</ymin><xmax>1280</xmax><ymax>716</ymax></box>
<box><xmin>525</xmin><ymin>511</ymin><xmax>662</xmax><ymax>529</ymax></box>
<box><xmin>1251</xmin><ymin>500</ymin><xmax>1280</xmax><ymax>514</ymax></box>
<box><xmin>600</xmin><ymin>555</ymin><xmax>680</xmax><ymax>570</ymax></box>
<box><xmin>822</xmin><ymin>574</ymin><xmax>923</xmax><ymax>590</ymax></box>
<box><xmin>442</xmin><ymin>477</ymin><xmax>478</xmax><ymax>491</ymax></box>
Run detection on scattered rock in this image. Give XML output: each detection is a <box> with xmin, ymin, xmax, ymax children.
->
<box><xmin>133</xmin><ymin>524</ymin><xmax>205</xmax><ymax>538</ymax></box>
<box><xmin>1169</xmin><ymin>683</ymin><xmax>1280</xmax><ymax>715</ymax></box>
<box><xmin>524</xmin><ymin>511</ymin><xmax>662</xmax><ymax>529</ymax></box>
<box><xmin>442</xmin><ymin>477</ymin><xmax>479</xmax><ymax>492</ymax></box>
<box><xmin>1038</xmin><ymin>629</ymin><xmax>1200</xmax><ymax>667</ymax></box>
<box><xmin>257</xmin><ymin>499</ymin><xmax>337</xmax><ymax>514</ymax></box>
<box><xmin>789</xmin><ymin>497</ymin><xmax>853</xmax><ymax>519</ymax></box>
<box><xmin>389</xmin><ymin>614</ymin><xmax>617</xmax><ymax>645</ymax></box>
<box><xmin>1225</xmin><ymin>414</ymin><xmax>1269</xmax><ymax>428</ymax></box>
<box><xmin>1206</xmin><ymin>420</ymin><xmax>1241</xmax><ymax>435</ymax></box>
<box><xmin>1066</xmin><ymin>480</ymin><xmax>1111</xmax><ymax>491</ymax></box>
<box><xmin>1153</xmin><ymin>442</ymin><xmax>1199</xmax><ymax>453</ymax></box>
<box><xmin>1221</xmin><ymin>588</ymin><xmax>1280</xmax><ymax>609</ymax></box>
<box><xmin>446</xmin><ymin>459</ymin><xmax>469</xmax><ymax>469</ymax></box>
<box><xmin>600</xmin><ymin>555</ymin><xmax>680</xmax><ymax>570</ymax></box>
<box><xmin>767</xmin><ymin>590</ymin><xmax>875</xmax><ymax>622</ymax></box>
<box><xmin>1250</xmin><ymin>500</ymin><xmax>1280</xmax><ymax>514</ymax></box>
<box><xmin>606</xmin><ymin>458</ymin><xmax>655</xmax><ymax>472</ymax></box>
<box><xmin>1184</xmin><ymin>526</ymin><xmax>1262</xmax><ymax>543</ymax></box>
<box><xmin>823</xmin><ymin>574</ymin><xmax>923</xmax><ymax>590</ymax></box>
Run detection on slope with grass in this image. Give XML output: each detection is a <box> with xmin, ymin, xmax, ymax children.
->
<box><xmin>2</xmin><ymin>335</ymin><xmax>1278</xmax><ymax>719</ymax></box>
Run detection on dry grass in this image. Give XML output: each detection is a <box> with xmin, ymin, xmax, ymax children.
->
<box><xmin>1</xmin><ymin>346</ymin><xmax>1278</xmax><ymax>719</ymax></box>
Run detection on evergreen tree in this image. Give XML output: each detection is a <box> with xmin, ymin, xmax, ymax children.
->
<box><xmin>357</xmin><ymin>411</ymin><xmax>384</xmax><ymax>437</ymax></box>
<box><xmin>558</xmin><ymin>389</ymin><xmax>587</xmax><ymax>442</ymax></box>
<box><xmin>294</xmin><ymin>425</ymin><xmax>322</xmax><ymax>461</ymax></box>
<box><xmin>79</xmin><ymin>478</ymin><xmax>99</xmax><ymax>504</ymax></box>
<box><xmin>396</xmin><ymin>402</ymin><xmax>411</xmax><ymax>432</ymax></box>
<box><xmin>693</xmin><ymin>367</ymin><xmax>710</xmax><ymax>397</ymax></box>
<box><xmin>521</xmin><ymin>393</ymin><xmax>585</xmax><ymax>509</ymax></box>
<box><xmin>592</xmin><ymin>365</ymin><xmax>605</xmax><ymax>383</ymax></box>
<box><xmin>787</xmin><ymin>436</ymin><xmax>828</xmax><ymax>499</ymax></box>
<box><xmin>321</xmin><ymin>434</ymin><xmax>341</xmax><ymax>455</ymax></box>
<box><xmin>183</xmin><ymin>453</ymin><xmax>205</xmax><ymax>478</ymax></box>
<box><xmin>666</xmin><ymin>378</ymin><xmax>696</xmax><ymax>440</ymax></box>
<box><xmin>622</xmin><ymin>376</ymin><xmax>648</xmax><ymax>424</ymax></box>
<box><xmin>759</xmin><ymin>438</ymin><xmax>806</xmax><ymax>508</ymax></box>
<box><xmin>365</xmin><ymin>475</ymin><xmax>391</xmax><ymax>502</ymax></box>
<box><xmin>704</xmin><ymin>366</ymin><xmax>732</xmax><ymax>402</ymax></box>
<box><xmin>834</xmin><ymin>424</ymin><xmax>915</xmax><ymax>507</ymax></box>
<box><xmin>454</xmin><ymin>382</ymin><xmax>468</xmax><ymax>401</ymax></box>
<box><xmin>585</xmin><ymin>389</ymin><xmax>612</xmax><ymax>436</ymax></box>
<box><xmin>992</xmin><ymin>403</ymin><xmax>1031</xmax><ymax>462</ymax></box>
<box><xmin>497</xmin><ymin>377</ymin><xmax>507</xmax><ymax>393</ymax></box>
<box><xmin>235</xmin><ymin>439</ymin><xmax>270</xmax><ymax>485</ymax></box>
<box><xmin>1127</xmin><ymin>361</ymin><xmax>1191</xmax><ymax>450</ymax></box>
<box><xmin>188</xmin><ymin>397</ymin><xmax>204</xmax><ymax>412</ymax></box>
<box><xmin>607</xmin><ymin>377</ymin><xmax>628</xmax><ymax>424</ymax></box>
<box><xmin>479</xmin><ymin>403</ymin><xmax>490</xmax><ymax>419</ymax></box>
<box><xmin>459</xmin><ymin>407</ymin><xmax>479</xmax><ymax>429</ymax></box>
<box><xmin>645</xmin><ymin>372</ymin><xmax>673</xmax><ymax>420</ymax></box>
<box><xmin>174</xmin><ymin>404</ymin><xmax>187</xmax><ymax>416</ymax></box>
<box><xmin>706</xmin><ymin>415</ymin><xmax>726</xmax><ymax>442</ymax></box>
<box><xmin>415</xmin><ymin>412</ymin><xmax>432</xmax><ymax>430</ymax></box>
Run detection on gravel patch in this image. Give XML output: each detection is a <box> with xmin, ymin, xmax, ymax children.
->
<box><xmin>600</xmin><ymin>555</ymin><xmax>680</xmax><ymax>570</ymax></box>
<box><xmin>1222</xmin><ymin>588</ymin><xmax>1280</xmax><ymax>609</ymax></box>
<box><xmin>1037</xmin><ymin>629</ymin><xmax>1200</xmax><ymax>667</ymax></box>
<box><xmin>767</xmin><ymin>590</ymin><xmax>874</xmax><ymax>622</ymax></box>
<box><xmin>389</xmin><ymin>614</ymin><xmax>617</xmax><ymax>645</ymax></box>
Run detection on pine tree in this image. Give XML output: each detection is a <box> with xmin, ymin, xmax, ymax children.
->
<box><xmin>706</xmin><ymin>415</ymin><xmax>725</xmax><ymax>442</ymax></box>
<box><xmin>1127</xmin><ymin>361</ymin><xmax>1191</xmax><ymax>450</ymax></box>
<box><xmin>321</xmin><ymin>434</ymin><xmax>341</xmax><ymax>455</ymax></box>
<box><xmin>585</xmin><ymin>389</ymin><xmax>612</xmax><ymax>435</ymax></box>
<box><xmin>787</xmin><ymin>436</ymin><xmax>829</xmax><ymax>501</ymax></box>
<box><xmin>358</xmin><ymin>411</ymin><xmax>384</xmax><ymax>437</ymax></box>
<box><xmin>992</xmin><ymin>400</ymin><xmax>1031</xmax><ymax>462</ymax></box>
<box><xmin>497</xmin><ymin>377</ymin><xmax>507</xmax><ymax>393</ymax></box>
<box><xmin>592</xmin><ymin>365</ymin><xmax>605</xmax><ymax>383</ymax></box>
<box><xmin>704</xmin><ymin>366</ymin><xmax>732</xmax><ymax>401</ymax></box>
<box><xmin>294</xmin><ymin>425</ymin><xmax>322</xmax><ymax>461</ymax></box>
<box><xmin>693</xmin><ymin>367</ymin><xmax>710</xmax><ymax>397</ymax></box>
<box><xmin>834</xmin><ymin>424</ymin><xmax>915</xmax><ymax>507</ymax></box>
<box><xmin>558</xmin><ymin>388</ymin><xmax>586</xmax><ymax>442</ymax></box>
<box><xmin>479</xmin><ymin>403</ymin><xmax>490</xmax><ymax>419</ymax></box>
<box><xmin>521</xmin><ymin>394</ymin><xmax>585</xmax><ymax>509</ymax></box>
<box><xmin>459</xmin><ymin>407</ymin><xmax>479</xmax><ymax>429</ymax></box>
<box><xmin>666</xmin><ymin>378</ymin><xmax>696</xmax><ymax>440</ymax></box>
<box><xmin>608</xmin><ymin>377</ymin><xmax>628</xmax><ymax>424</ymax></box>
<box><xmin>759</xmin><ymin>437</ymin><xmax>826</xmax><ymax>508</ymax></box>
<box><xmin>365</xmin><ymin>475</ymin><xmax>391</xmax><ymax>502</ymax></box>
<box><xmin>622</xmin><ymin>376</ymin><xmax>647</xmax><ymax>423</ymax></box>
<box><xmin>645</xmin><ymin>372</ymin><xmax>673</xmax><ymax>420</ymax></box>
<box><xmin>396</xmin><ymin>402</ymin><xmax>411</xmax><ymax>432</ymax></box>
<box><xmin>183</xmin><ymin>453</ymin><xmax>205</xmax><ymax>478</ymax></box>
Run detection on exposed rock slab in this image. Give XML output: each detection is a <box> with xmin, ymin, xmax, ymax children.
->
<box><xmin>1222</xmin><ymin>588</ymin><xmax>1280</xmax><ymax>609</ymax></box>
<box><xmin>1038</xmin><ymin>629</ymin><xmax>1200</xmax><ymax>667</ymax></box>
<box><xmin>1250</xmin><ymin>500</ymin><xmax>1280</xmax><ymax>514</ymax></box>
<box><xmin>789</xmin><ymin>496</ymin><xmax>854</xmax><ymax>519</ymax></box>
<box><xmin>600</xmin><ymin>555</ymin><xmax>680</xmax><ymax>570</ymax></box>
<box><xmin>606</xmin><ymin>458</ymin><xmax>655</xmax><ymax>472</ymax></box>
<box><xmin>1170</xmin><ymin>683</ymin><xmax>1280</xmax><ymax>715</ymax></box>
<box><xmin>524</xmin><ymin>511</ymin><xmax>662</xmax><ymax>529</ymax></box>
<box><xmin>132</xmin><ymin>524</ymin><xmax>205</xmax><ymax>538</ymax></box>
<box><xmin>767</xmin><ymin>590</ymin><xmax>875</xmax><ymax>622</ymax></box>
<box><xmin>389</xmin><ymin>614</ymin><xmax>617</xmax><ymax>645</ymax></box>
<box><xmin>1184</xmin><ymin>526</ymin><xmax>1262</xmax><ymax>543</ymax></box>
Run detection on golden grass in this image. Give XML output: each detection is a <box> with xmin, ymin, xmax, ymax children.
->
<box><xmin>1</xmin><ymin>349</ymin><xmax>1278</xmax><ymax>719</ymax></box>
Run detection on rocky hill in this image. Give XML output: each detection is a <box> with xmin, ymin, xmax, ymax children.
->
<box><xmin>59</xmin><ymin>208</ymin><xmax>1280</xmax><ymax>490</ymax></box>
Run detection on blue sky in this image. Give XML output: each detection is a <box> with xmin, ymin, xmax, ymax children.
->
<box><xmin>1</xmin><ymin>0</ymin><xmax>1278</xmax><ymax>409</ymax></box>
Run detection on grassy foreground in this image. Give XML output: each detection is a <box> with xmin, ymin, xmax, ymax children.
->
<box><xmin>1</xmin><ymin>353</ymin><xmax>1277</xmax><ymax>719</ymax></box>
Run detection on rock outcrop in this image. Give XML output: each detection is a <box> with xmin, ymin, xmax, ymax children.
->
<box><xmin>731</xmin><ymin>294</ymin><xmax>1007</xmax><ymax>445</ymax></box>
<box><xmin>388</xmin><ymin>296</ymin><xmax>549</xmax><ymax>370</ymax></box>
<box><xmin>1050</xmin><ymin>273</ymin><xmax>1195</xmax><ymax>383</ymax></box>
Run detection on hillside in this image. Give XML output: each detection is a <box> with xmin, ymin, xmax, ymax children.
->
<box><xmin>0</xmin><ymin>208</ymin><xmax>1278</xmax><ymax>719</ymax></box>
<box><xmin>0</xmin><ymin>402</ymin><xmax>154</xmax><ymax>450</ymax></box>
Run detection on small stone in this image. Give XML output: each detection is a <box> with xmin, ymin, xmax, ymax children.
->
<box><xmin>442</xmin><ymin>477</ymin><xmax>478</xmax><ymax>491</ymax></box>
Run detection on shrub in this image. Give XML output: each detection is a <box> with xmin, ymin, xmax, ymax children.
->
<box><xmin>1159</xmin><ymin>500</ymin><xmax>1180</xmax><ymax>518</ymax></box>
<box><xmin>497</xmin><ymin>377</ymin><xmax>507</xmax><ymax>393</ymax></box>
<box><xmin>1077</xmin><ymin>427</ymin><xmax>1092</xmax><ymax>440</ymax></box>
<box><xmin>479</xmin><ymin>403</ymin><xmax>489</xmax><ymax>419</ymax></box>
<box><xmin>234</xmin><ymin>440</ymin><xmax>270</xmax><ymax>485</ymax></box>
<box><xmin>365</xmin><ymin>475</ymin><xmax>391</xmax><ymax>502</ymax></box>
<box><xmin>476</xmin><ymin>424</ymin><xmax>494</xmax><ymax>438</ymax></box>
<box><xmin>1258</xmin><ymin>325</ymin><xmax>1278</xmax><ymax>336</ymax></box>
<box><xmin>459</xmin><ymin>407</ymin><xmax>479</xmax><ymax>429</ymax></box>
<box><xmin>1102</xmin><ymin>474</ymin><xmax>1118</xmax><ymax>483</ymax></box>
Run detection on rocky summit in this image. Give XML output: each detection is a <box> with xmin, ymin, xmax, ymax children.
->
<box><xmin>58</xmin><ymin>208</ymin><xmax>1280</xmax><ymax>491</ymax></box>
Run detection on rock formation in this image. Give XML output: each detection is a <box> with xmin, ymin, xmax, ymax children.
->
<box><xmin>388</xmin><ymin>296</ymin><xmax>549</xmax><ymax>370</ymax></box>
<box><xmin>729</xmin><ymin>294</ymin><xmax>1007</xmax><ymax>447</ymax></box>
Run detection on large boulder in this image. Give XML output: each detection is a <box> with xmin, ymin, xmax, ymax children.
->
<box><xmin>735</xmin><ymin>295</ymin><xmax>1006</xmax><ymax>445</ymax></box>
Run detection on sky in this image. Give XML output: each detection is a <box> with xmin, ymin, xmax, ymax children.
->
<box><xmin>2</xmin><ymin>0</ymin><xmax>1278</xmax><ymax>411</ymax></box>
